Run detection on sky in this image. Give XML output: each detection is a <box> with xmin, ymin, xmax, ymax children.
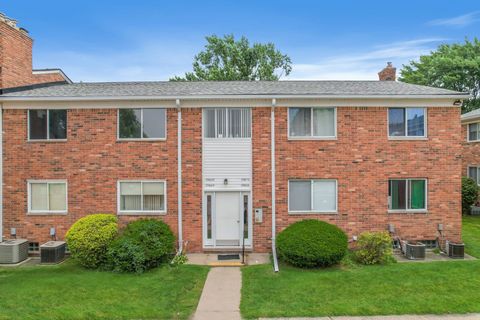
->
<box><xmin>2</xmin><ymin>0</ymin><xmax>479</xmax><ymax>82</ymax></box>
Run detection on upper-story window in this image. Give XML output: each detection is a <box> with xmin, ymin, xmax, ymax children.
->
<box><xmin>28</xmin><ymin>110</ymin><xmax>67</xmax><ymax>140</ymax></box>
<box><xmin>468</xmin><ymin>123</ymin><xmax>480</xmax><ymax>142</ymax></box>
<box><xmin>118</xmin><ymin>108</ymin><xmax>166</xmax><ymax>140</ymax></box>
<box><xmin>388</xmin><ymin>108</ymin><xmax>426</xmax><ymax>138</ymax></box>
<box><xmin>204</xmin><ymin>108</ymin><xmax>251</xmax><ymax>138</ymax></box>
<box><xmin>288</xmin><ymin>107</ymin><xmax>336</xmax><ymax>138</ymax></box>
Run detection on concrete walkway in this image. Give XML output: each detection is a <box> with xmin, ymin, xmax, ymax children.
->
<box><xmin>262</xmin><ymin>315</ymin><xmax>480</xmax><ymax>320</ymax></box>
<box><xmin>193</xmin><ymin>267</ymin><xmax>242</xmax><ymax>320</ymax></box>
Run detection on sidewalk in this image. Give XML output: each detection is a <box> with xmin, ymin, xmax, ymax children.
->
<box><xmin>193</xmin><ymin>267</ymin><xmax>242</xmax><ymax>320</ymax></box>
<box><xmin>262</xmin><ymin>315</ymin><xmax>480</xmax><ymax>320</ymax></box>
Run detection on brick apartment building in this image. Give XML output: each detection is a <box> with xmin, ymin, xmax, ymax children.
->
<box><xmin>462</xmin><ymin>109</ymin><xmax>480</xmax><ymax>187</ymax></box>
<box><xmin>0</xmin><ymin>14</ymin><xmax>469</xmax><ymax>254</ymax></box>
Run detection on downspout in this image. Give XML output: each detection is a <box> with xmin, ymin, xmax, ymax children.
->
<box><xmin>176</xmin><ymin>99</ymin><xmax>183</xmax><ymax>253</ymax></box>
<box><xmin>0</xmin><ymin>105</ymin><xmax>2</xmax><ymax>242</ymax></box>
<box><xmin>271</xmin><ymin>99</ymin><xmax>279</xmax><ymax>272</ymax></box>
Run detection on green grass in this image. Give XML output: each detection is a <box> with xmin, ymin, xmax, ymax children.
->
<box><xmin>0</xmin><ymin>261</ymin><xmax>209</xmax><ymax>320</ymax></box>
<box><xmin>462</xmin><ymin>215</ymin><xmax>480</xmax><ymax>258</ymax></box>
<box><xmin>241</xmin><ymin>216</ymin><xmax>480</xmax><ymax>318</ymax></box>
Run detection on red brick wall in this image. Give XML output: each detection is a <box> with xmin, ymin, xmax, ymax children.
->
<box><xmin>0</xmin><ymin>19</ymin><xmax>67</xmax><ymax>89</ymax></box>
<box><xmin>31</xmin><ymin>72</ymin><xmax>66</xmax><ymax>85</ymax></box>
<box><xmin>270</xmin><ymin>106</ymin><xmax>462</xmax><ymax>246</ymax></box>
<box><xmin>2</xmin><ymin>108</ymin><xmax>179</xmax><ymax>246</ymax></box>
<box><xmin>2</xmin><ymin>106</ymin><xmax>462</xmax><ymax>252</ymax></box>
<box><xmin>0</xmin><ymin>22</ymin><xmax>34</xmax><ymax>89</ymax></box>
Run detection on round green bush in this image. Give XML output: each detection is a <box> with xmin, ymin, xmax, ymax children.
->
<box><xmin>354</xmin><ymin>231</ymin><xmax>393</xmax><ymax>265</ymax></box>
<box><xmin>276</xmin><ymin>219</ymin><xmax>348</xmax><ymax>268</ymax></box>
<box><xmin>106</xmin><ymin>219</ymin><xmax>175</xmax><ymax>273</ymax></box>
<box><xmin>462</xmin><ymin>176</ymin><xmax>479</xmax><ymax>215</ymax></box>
<box><xmin>106</xmin><ymin>237</ymin><xmax>147</xmax><ymax>274</ymax></box>
<box><xmin>65</xmin><ymin>214</ymin><xmax>118</xmax><ymax>268</ymax></box>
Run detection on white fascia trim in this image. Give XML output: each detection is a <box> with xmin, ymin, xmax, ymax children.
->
<box><xmin>0</xmin><ymin>94</ymin><xmax>470</xmax><ymax>102</ymax></box>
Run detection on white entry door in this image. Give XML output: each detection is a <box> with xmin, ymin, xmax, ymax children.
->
<box><xmin>215</xmin><ymin>192</ymin><xmax>241</xmax><ymax>246</ymax></box>
<box><xmin>203</xmin><ymin>191</ymin><xmax>251</xmax><ymax>248</ymax></box>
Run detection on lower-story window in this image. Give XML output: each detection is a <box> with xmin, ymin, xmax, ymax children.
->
<box><xmin>288</xmin><ymin>179</ymin><xmax>337</xmax><ymax>213</ymax></box>
<box><xmin>28</xmin><ymin>180</ymin><xmax>67</xmax><ymax>214</ymax></box>
<box><xmin>118</xmin><ymin>181</ymin><xmax>166</xmax><ymax>214</ymax></box>
<box><xmin>468</xmin><ymin>166</ymin><xmax>480</xmax><ymax>185</ymax></box>
<box><xmin>388</xmin><ymin>179</ymin><xmax>427</xmax><ymax>212</ymax></box>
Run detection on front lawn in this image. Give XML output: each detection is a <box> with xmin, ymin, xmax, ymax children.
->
<box><xmin>0</xmin><ymin>261</ymin><xmax>209</xmax><ymax>320</ymax></box>
<box><xmin>241</xmin><ymin>216</ymin><xmax>480</xmax><ymax>319</ymax></box>
<box><xmin>462</xmin><ymin>215</ymin><xmax>480</xmax><ymax>258</ymax></box>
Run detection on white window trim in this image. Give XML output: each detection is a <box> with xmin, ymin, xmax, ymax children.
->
<box><xmin>467</xmin><ymin>123</ymin><xmax>480</xmax><ymax>143</ymax></box>
<box><xmin>388</xmin><ymin>178</ymin><xmax>428</xmax><ymax>213</ymax></box>
<box><xmin>27</xmin><ymin>109</ymin><xmax>68</xmax><ymax>142</ymax></box>
<box><xmin>288</xmin><ymin>179</ymin><xmax>338</xmax><ymax>214</ymax></box>
<box><xmin>117</xmin><ymin>180</ymin><xmax>167</xmax><ymax>215</ymax></box>
<box><xmin>27</xmin><ymin>180</ymin><xmax>68</xmax><ymax>215</ymax></box>
<box><xmin>117</xmin><ymin>108</ymin><xmax>167</xmax><ymax>141</ymax></box>
<box><xmin>287</xmin><ymin>107</ymin><xmax>337</xmax><ymax>140</ymax></box>
<box><xmin>202</xmin><ymin>107</ymin><xmax>252</xmax><ymax>139</ymax></box>
<box><xmin>467</xmin><ymin>166</ymin><xmax>480</xmax><ymax>185</ymax></box>
<box><xmin>388</xmin><ymin>107</ymin><xmax>427</xmax><ymax>140</ymax></box>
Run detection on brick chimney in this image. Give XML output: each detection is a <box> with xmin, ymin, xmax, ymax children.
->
<box><xmin>378</xmin><ymin>62</ymin><xmax>396</xmax><ymax>81</ymax></box>
<box><xmin>0</xmin><ymin>13</ymin><xmax>69</xmax><ymax>90</ymax></box>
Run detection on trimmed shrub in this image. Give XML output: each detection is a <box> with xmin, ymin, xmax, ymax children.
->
<box><xmin>462</xmin><ymin>176</ymin><xmax>478</xmax><ymax>215</ymax></box>
<box><xmin>106</xmin><ymin>219</ymin><xmax>175</xmax><ymax>273</ymax></box>
<box><xmin>65</xmin><ymin>214</ymin><xmax>118</xmax><ymax>268</ymax></box>
<box><xmin>276</xmin><ymin>219</ymin><xmax>348</xmax><ymax>268</ymax></box>
<box><xmin>354</xmin><ymin>231</ymin><xmax>393</xmax><ymax>265</ymax></box>
<box><xmin>106</xmin><ymin>237</ymin><xmax>147</xmax><ymax>274</ymax></box>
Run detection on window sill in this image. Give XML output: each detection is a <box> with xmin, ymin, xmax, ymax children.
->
<box><xmin>467</xmin><ymin>140</ymin><xmax>480</xmax><ymax>143</ymax></box>
<box><xmin>117</xmin><ymin>211</ymin><xmax>166</xmax><ymax>216</ymax></box>
<box><xmin>388</xmin><ymin>210</ymin><xmax>428</xmax><ymax>214</ymax></box>
<box><xmin>288</xmin><ymin>137</ymin><xmax>337</xmax><ymax>141</ymax></box>
<box><xmin>27</xmin><ymin>139</ymin><xmax>68</xmax><ymax>143</ymax></box>
<box><xmin>27</xmin><ymin>211</ymin><xmax>68</xmax><ymax>216</ymax></box>
<box><xmin>288</xmin><ymin>211</ymin><xmax>338</xmax><ymax>215</ymax></box>
<box><xmin>388</xmin><ymin>137</ymin><xmax>428</xmax><ymax>141</ymax></box>
<box><xmin>117</xmin><ymin>138</ymin><xmax>167</xmax><ymax>142</ymax></box>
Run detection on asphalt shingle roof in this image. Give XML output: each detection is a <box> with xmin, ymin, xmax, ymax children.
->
<box><xmin>461</xmin><ymin>108</ymin><xmax>480</xmax><ymax>121</ymax></box>
<box><xmin>0</xmin><ymin>81</ymin><xmax>467</xmax><ymax>99</ymax></box>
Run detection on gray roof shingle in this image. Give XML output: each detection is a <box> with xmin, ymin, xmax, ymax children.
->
<box><xmin>0</xmin><ymin>80</ymin><xmax>468</xmax><ymax>99</ymax></box>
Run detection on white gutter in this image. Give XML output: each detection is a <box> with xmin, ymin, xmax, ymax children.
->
<box><xmin>0</xmin><ymin>105</ymin><xmax>3</xmax><ymax>242</ymax></box>
<box><xmin>0</xmin><ymin>94</ymin><xmax>471</xmax><ymax>102</ymax></box>
<box><xmin>271</xmin><ymin>99</ymin><xmax>279</xmax><ymax>272</ymax></box>
<box><xmin>176</xmin><ymin>99</ymin><xmax>183</xmax><ymax>253</ymax></box>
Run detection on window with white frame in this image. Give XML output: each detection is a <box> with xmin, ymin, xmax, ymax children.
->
<box><xmin>288</xmin><ymin>179</ymin><xmax>337</xmax><ymax>212</ymax></box>
<box><xmin>28</xmin><ymin>181</ymin><xmax>67</xmax><ymax>213</ymax></box>
<box><xmin>468</xmin><ymin>123</ymin><xmax>480</xmax><ymax>142</ymax></box>
<box><xmin>119</xmin><ymin>181</ymin><xmax>166</xmax><ymax>213</ymax></box>
<box><xmin>468</xmin><ymin>166</ymin><xmax>480</xmax><ymax>185</ymax></box>
<box><xmin>204</xmin><ymin>108</ymin><xmax>251</xmax><ymax>138</ymax></box>
<box><xmin>388</xmin><ymin>179</ymin><xmax>427</xmax><ymax>212</ymax></box>
<box><xmin>288</xmin><ymin>107</ymin><xmax>336</xmax><ymax>138</ymax></box>
<box><xmin>118</xmin><ymin>108</ymin><xmax>166</xmax><ymax>139</ymax></box>
<box><xmin>29</xmin><ymin>109</ymin><xmax>67</xmax><ymax>140</ymax></box>
<box><xmin>388</xmin><ymin>108</ymin><xmax>426</xmax><ymax>137</ymax></box>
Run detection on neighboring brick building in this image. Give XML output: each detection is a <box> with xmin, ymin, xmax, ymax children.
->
<box><xmin>0</xmin><ymin>14</ymin><xmax>470</xmax><ymax>254</ymax></box>
<box><xmin>461</xmin><ymin>109</ymin><xmax>480</xmax><ymax>187</ymax></box>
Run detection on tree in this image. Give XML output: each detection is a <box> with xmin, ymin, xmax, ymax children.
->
<box><xmin>399</xmin><ymin>38</ymin><xmax>480</xmax><ymax>113</ymax></box>
<box><xmin>170</xmin><ymin>35</ymin><xmax>292</xmax><ymax>81</ymax></box>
